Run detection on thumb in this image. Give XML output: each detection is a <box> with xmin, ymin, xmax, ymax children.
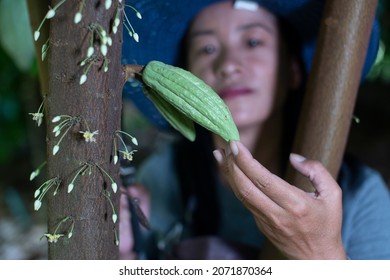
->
<box><xmin>289</xmin><ymin>153</ymin><xmax>339</xmax><ymax>195</ymax></box>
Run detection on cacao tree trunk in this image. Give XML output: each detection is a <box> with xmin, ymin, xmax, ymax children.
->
<box><xmin>29</xmin><ymin>0</ymin><xmax>125</xmax><ymax>259</ymax></box>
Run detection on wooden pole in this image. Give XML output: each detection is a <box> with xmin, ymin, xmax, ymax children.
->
<box><xmin>286</xmin><ymin>0</ymin><xmax>378</xmax><ymax>191</ymax></box>
<box><xmin>262</xmin><ymin>0</ymin><xmax>378</xmax><ymax>259</ymax></box>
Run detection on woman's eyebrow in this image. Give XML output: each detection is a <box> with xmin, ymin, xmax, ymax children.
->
<box><xmin>189</xmin><ymin>22</ymin><xmax>275</xmax><ymax>41</ymax></box>
<box><xmin>237</xmin><ymin>22</ymin><xmax>275</xmax><ymax>35</ymax></box>
<box><xmin>188</xmin><ymin>29</ymin><xmax>215</xmax><ymax>40</ymax></box>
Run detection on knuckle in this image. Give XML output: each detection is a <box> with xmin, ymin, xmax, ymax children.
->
<box><xmin>305</xmin><ymin>160</ymin><xmax>324</xmax><ymax>181</ymax></box>
<box><xmin>253</xmin><ymin>173</ymin><xmax>273</xmax><ymax>190</ymax></box>
<box><xmin>235</xmin><ymin>184</ymin><xmax>254</xmax><ymax>203</ymax></box>
<box><xmin>309</xmin><ymin>160</ymin><xmax>324</xmax><ymax>172</ymax></box>
<box><xmin>332</xmin><ymin>184</ymin><xmax>343</xmax><ymax>199</ymax></box>
<box><xmin>291</xmin><ymin>200</ymin><xmax>309</xmax><ymax>218</ymax></box>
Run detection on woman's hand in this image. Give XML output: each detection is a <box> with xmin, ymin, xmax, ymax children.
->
<box><xmin>213</xmin><ymin>141</ymin><xmax>347</xmax><ymax>260</ymax></box>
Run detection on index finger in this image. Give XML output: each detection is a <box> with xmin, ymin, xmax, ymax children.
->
<box><xmin>228</xmin><ymin>141</ymin><xmax>306</xmax><ymax>211</ymax></box>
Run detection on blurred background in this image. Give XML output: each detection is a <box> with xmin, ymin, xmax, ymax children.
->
<box><xmin>1</xmin><ymin>0</ymin><xmax>389</xmax><ymax>259</ymax></box>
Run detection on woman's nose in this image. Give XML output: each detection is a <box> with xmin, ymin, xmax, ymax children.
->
<box><xmin>215</xmin><ymin>49</ymin><xmax>242</xmax><ymax>79</ymax></box>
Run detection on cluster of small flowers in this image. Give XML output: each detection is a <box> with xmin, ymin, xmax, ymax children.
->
<box><xmin>79</xmin><ymin>23</ymin><xmax>113</xmax><ymax>85</ymax></box>
<box><xmin>34</xmin><ymin>0</ymin><xmax>67</xmax><ymax>42</ymax></box>
<box><xmin>57</xmin><ymin>160</ymin><xmax>120</xmax><ymax>196</ymax></box>
<box><xmin>79</xmin><ymin>130</ymin><xmax>99</xmax><ymax>143</ymax></box>
<box><xmin>96</xmin><ymin>163</ymin><xmax>118</xmax><ymax>193</ymax></box>
<box><xmin>112</xmin><ymin>130</ymin><xmax>138</xmax><ymax>165</ymax></box>
<box><xmin>73</xmin><ymin>0</ymin><xmax>85</xmax><ymax>24</ymax></box>
<box><xmin>103</xmin><ymin>188</ymin><xmax>120</xmax><ymax>246</ymax></box>
<box><xmin>30</xmin><ymin>0</ymin><xmax>142</xmax><ymax>246</ymax></box>
<box><xmin>29</xmin><ymin>100</ymin><xmax>45</xmax><ymax>126</ymax></box>
<box><xmin>74</xmin><ymin>0</ymin><xmax>113</xmax><ymax>25</ymax></box>
<box><xmin>34</xmin><ymin>177</ymin><xmax>61</xmax><ymax>211</ymax></box>
<box><xmin>42</xmin><ymin>216</ymin><xmax>75</xmax><ymax>243</ymax></box>
<box><xmin>67</xmin><ymin>162</ymin><xmax>93</xmax><ymax>194</ymax></box>
<box><xmin>65</xmin><ymin>162</ymin><xmax>119</xmax><ymax>195</ymax></box>
<box><xmin>93</xmin><ymin>23</ymin><xmax>112</xmax><ymax>57</ymax></box>
<box><xmin>103</xmin><ymin>190</ymin><xmax>118</xmax><ymax>224</ymax></box>
<box><xmin>122</xmin><ymin>4</ymin><xmax>142</xmax><ymax>43</ymax></box>
<box><xmin>51</xmin><ymin>115</ymin><xmax>81</xmax><ymax>155</ymax></box>
<box><xmin>30</xmin><ymin>161</ymin><xmax>47</xmax><ymax>181</ymax></box>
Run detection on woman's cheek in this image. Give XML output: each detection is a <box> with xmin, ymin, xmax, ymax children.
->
<box><xmin>227</xmin><ymin>94</ymin><xmax>275</xmax><ymax>128</ymax></box>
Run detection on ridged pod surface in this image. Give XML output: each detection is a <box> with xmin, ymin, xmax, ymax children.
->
<box><xmin>142</xmin><ymin>60</ymin><xmax>240</xmax><ymax>142</ymax></box>
<box><xmin>143</xmin><ymin>87</ymin><xmax>196</xmax><ymax>141</ymax></box>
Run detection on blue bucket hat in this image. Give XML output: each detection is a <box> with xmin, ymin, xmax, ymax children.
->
<box><xmin>122</xmin><ymin>0</ymin><xmax>380</xmax><ymax>130</ymax></box>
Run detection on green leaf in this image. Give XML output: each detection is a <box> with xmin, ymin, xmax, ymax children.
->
<box><xmin>0</xmin><ymin>0</ymin><xmax>35</xmax><ymax>71</ymax></box>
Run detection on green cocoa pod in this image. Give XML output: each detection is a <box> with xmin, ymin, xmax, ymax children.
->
<box><xmin>143</xmin><ymin>87</ymin><xmax>196</xmax><ymax>141</ymax></box>
<box><xmin>142</xmin><ymin>60</ymin><xmax>240</xmax><ymax>142</ymax></box>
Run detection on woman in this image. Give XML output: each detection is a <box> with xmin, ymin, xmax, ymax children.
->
<box><xmin>120</xmin><ymin>0</ymin><xmax>390</xmax><ymax>259</ymax></box>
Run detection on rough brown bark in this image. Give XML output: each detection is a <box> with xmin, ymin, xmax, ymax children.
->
<box><xmin>41</xmin><ymin>0</ymin><xmax>124</xmax><ymax>259</ymax></box>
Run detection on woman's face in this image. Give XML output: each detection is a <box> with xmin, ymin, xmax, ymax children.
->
<box><xmin>187</xmin><ymin>1</ymin><xmax>281</xmax><ymax>130</ymax></box>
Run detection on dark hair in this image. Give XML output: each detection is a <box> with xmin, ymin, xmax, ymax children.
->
<box><xmin>278</xmin><ymin>16</ymin><xmax>307</xmax><ymax>172</ymax></box>
<box><xmin>172</xmin><ymin>14</ymin><xmax>307</xmax><ymax>237</ymax></box>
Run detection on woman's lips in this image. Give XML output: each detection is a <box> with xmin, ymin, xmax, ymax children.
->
<box><xmin>218</xmin><ymin>87</ymin><xmax>253</xmax><ymax>100</ymax></box>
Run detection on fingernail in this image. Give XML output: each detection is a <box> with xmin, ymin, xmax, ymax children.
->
<box><xmin>229</xmin><ymin>141</ymin><xmax>239</xmax><ymax>156</ymax></box>
<box><xmin>290</xmin><ymin>153</ymin><xmax>306</xmax><ymax>163</ymax></box>
<box><xmin>213</xmin><ymin>149</ymin><xmax>224</xmax><ymax>164</ymax></box>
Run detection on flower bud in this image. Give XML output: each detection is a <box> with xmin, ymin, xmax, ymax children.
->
<box><xmin>105</xmin><ymin>0</ymin><xmax>112</xmax><ymax>10</ymax></box>
<box><xmin>133</xmin><ymin>33</ymin><xmax>139</xmax><ymax>43</ymax></box>
<box><xmin>87</xmin><ymin>46</ymin><xmax>94</xmax><ymax>58</ymax></box>
<box><xmin>52</xmin><ymin>116</ymin><xmax>61</xmax><ymax>123</ymax></box>
<box><xmin>114</xmin><ymin>18</ymin><xmax>120</xmax><ymax>28</ymax></box>
<box><xmin>131</xmin><ymin>137</ymin><xmax>138</xmax><ymax>146</ymax></box>
<box><xmin>100</xmin><ymin>44</ymin><xmax>108</xmax><ymax>56</ymax></box>
<box><xmin>34</xmin><ymin>31</ymin><xmax>40</xmax><ymax>41</ymax></box>
<box><xmin>34</xmin><ymin>200</ymin><xmax>42</xmax><ymax>211</ymax></box>
<box><xmin>74</xmin><ymin>12</ymin><xmax>82</xmax><ymax>24</ymax></box>
<box><xmin>111</xmin><ymin>182</ymin><xmax>117</xmax><ymax>193</ymax></box>
<box><xmin>34</xmin><ymin>189</ymin><xmax>41</xmax><ymax>198</ymax></box>
<box><xmin>107</xmin><ymin>37</ymin><xmax>112</xmax><ymax>46</ymax></box>
<box><xmin>46</xmin><ymin>9</ymin><xmax>56</xmax><ymax>19</ymax></box>
<box><xmin>80</xmin><ymin>74</ymin><xmax>87</xmax><ymax>85</ymax></box>
<box><xmin>67</xmin><ymin>183</ymin><xmax>74</xmax><ymax>193</ymax></box>
<box><xmin>30</xmin><ymin>171</ymin><xmax>38</xmax><ymax>181</ymax></box>
<box><xmin>53</xmin><ymin>145</ymin><xmax>60</xmax><ymax>155</ymax></box>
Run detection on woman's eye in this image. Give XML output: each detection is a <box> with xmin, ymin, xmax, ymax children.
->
<box><xmin>247</xmin><ymin>38</ymin><xmax>262</xmax><ymax>48</ymax></box>
<box><xmin>201</xmin><ymin>45</ymin><xmax>216</xmax><ymax>55</ymax></box>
